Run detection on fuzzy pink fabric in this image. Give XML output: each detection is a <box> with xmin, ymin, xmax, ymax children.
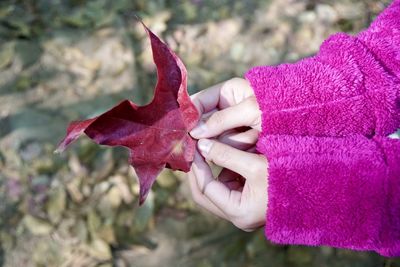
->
<box><xmin>245</xmin><ymin>0</ymin><xmax>400</xmax><ymax>257</ymax></box>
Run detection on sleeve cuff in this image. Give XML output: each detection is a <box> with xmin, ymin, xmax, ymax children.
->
<box><xmin>257</xmin><ymin>134</ymin><xmax>400</xmax><ymax>257</ymax></box>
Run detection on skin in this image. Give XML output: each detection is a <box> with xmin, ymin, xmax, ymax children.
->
<box><xmin>189</xmin><ymin>77</ymin><xmax>269</xmax><ymax>232</ymax></box>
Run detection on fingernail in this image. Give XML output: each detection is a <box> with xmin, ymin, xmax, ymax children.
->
<box><xmin>190</xmin><ymin>122</ymin><xmax>207</xmax><ymax>137</ymax></box>
<box><xmin>198</xmin><ymin>139</ymin><xmax>213</xmax><ymax>155</ymax></box>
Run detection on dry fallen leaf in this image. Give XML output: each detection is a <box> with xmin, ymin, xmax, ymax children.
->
<box><xmin>56</xmin><ymin>21</ymin><xmax>199</xmax><ymax>204</ymax></box>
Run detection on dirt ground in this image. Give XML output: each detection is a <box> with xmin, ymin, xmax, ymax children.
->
<box><xmin>0</xmin><ymin>0</ymin><xmax>398</xmax><ymax>266</ymax></box>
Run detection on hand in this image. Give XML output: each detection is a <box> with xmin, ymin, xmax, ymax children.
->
<box><xmin>188</xmin><ymin>141</ymin><xmax>268</xmax><ymax>231</ymax></box>
<box><xmin>190</xmin><ymin>77</ymin><xmax>262</xmax><ymax>145</ymax></box>
<box><xmin>188</xmin><ymin>78</ymin><xmax>268</xmax><ymax>231</ymax></box>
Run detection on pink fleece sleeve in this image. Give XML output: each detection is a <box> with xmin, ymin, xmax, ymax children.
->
<box><xmin>257</xmin><ymin>134</ymin><xmax>400</xmax><ymax>257</ymax></box>
<box><xmin>244</xmin><ymin>0</ymin><xmax>400</xmax><ymax>257</ymax></box>
<box><xmin>245</xmin><ymin>0</ymin><xmax>400</xmax><ymax>138</ymax></box>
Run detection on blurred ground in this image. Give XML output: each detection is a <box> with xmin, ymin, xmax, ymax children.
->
<box><xmin>0</xmin><ymin>0</ymin><xmax>398</xmax><ymax>266</ymax></box>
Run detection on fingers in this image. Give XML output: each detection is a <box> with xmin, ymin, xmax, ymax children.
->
<box><xmin>202</xmin><ymin>178</ymin><xmax>242</xmax><ymax>217</ymax></box>
<box><xmin>191</xmin><ymin>150</ymin><xmax>215</xmax><ymax>193</ymax></box>
<box><xmin>190</xmin><ymin>77</ymin><xmax>254</xmax><ymax>115</ymax></box>
<box><xmin>188</xmin><ymin>151</ymin><xmax>229</xmax><ymax>219</ymax></box>
<box><xmin>218</xmin><ymin>129</ymin><xmax>259</xmax><ymax>151</ymax></box>
<box><xmin>190</xmin><ymin>150</ymin><xmax>242</xmax><ymax>217</ymax></box>
<box><xmin>188</xmin><ymin>170</ymin><xmax>228</xmax><ymax>220</ymax></box>
<box><xmin>190</xmin><ymin>96</ymin><xmax>261</xmax><ymax>139</ymax></box>
<box><xmin>197</xmin><ymin>139</ymin><xmax>264</xmax><ymax>180</ymax></box>
<box><xmin>189</xmin><ymin>145</ymin><xmax>268</xmax><ymax>232</ymax></box>
<box><xmin>191</xmin><ymin>82</ymin><xmax>224</xmax><ymax>115</ymax></box>
<box><xmin>217</xmin><ymin>78</ymin><xmax>254</xmax><ymax>109</ymax></box>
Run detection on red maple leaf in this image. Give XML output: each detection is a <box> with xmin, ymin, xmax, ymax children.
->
<box><xmin>56</xmin><ymin>22</ymin><xmax>199</xmax><ymax>205</ymax></box>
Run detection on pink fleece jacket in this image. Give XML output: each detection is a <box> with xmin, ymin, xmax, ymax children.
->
<box><xmin>245</xmin><ymin>0</ymin><xmax>400</xmax><ymax>257</ymax></box>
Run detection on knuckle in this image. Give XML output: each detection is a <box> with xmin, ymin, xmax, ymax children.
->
<box><xmin>225</xmin><ymin>208</ymin><xmax>238</xmax><ymax>220</ymax></box>
<box><xmin>213</xmin><ymin>146</ymin><xmax>231</xmax><ymax>165</ymax></box>
<box><xmin>243</xmin><ymin>96</ymin><xmax>259</xmax><ymax>112</ymax></box>
<box><xmin>233</xmin><ymin>215</ymin><xmax>256</xmax><ymax>230</ymax></box>
<box><xmin>221</xmin><ymin>77</ymin><xmax>244</xmax><ymax>95</ymax></box>
<box><xmin>232</xmin><ymin>218</ymin><xmax>250</xmax><ymax>231</ymax></box>
<box><xmin>228</xmin><ymin>77</ymin><xmax>244</xmax><ymax>85</ymax></box>
<box><xmin>255</xmin><ymin>155</ymin><xmax>268</xmax><ymax>175</ymax></box>
<box><xmin>248</xmin><ymin>160</ymin><xmax>264</xmax><ymax>177</ymax></box>
<box><xmin>208</xmin><ymin>111</ymin><xmax>225</xmax><ymax>127</ymax></box>
<box><xmin>226</xmin><ymin>204</ymin><xmax>243</xmax><ymax>219</ymax></box>
<box><xmin>246</xmin><ymin>96</ymin><xmax>257</xmax><ymax>105</ymax></box>
<box><xmin>241</xmin><ymin>97</ymin><xmax>261</xmax><ymax>126</ymax></box>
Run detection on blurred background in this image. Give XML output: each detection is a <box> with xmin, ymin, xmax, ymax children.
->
<box><xmin>0</xmin><ymin>0</ymin><xmax>397</xmax><ymax>266</ymax></box>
